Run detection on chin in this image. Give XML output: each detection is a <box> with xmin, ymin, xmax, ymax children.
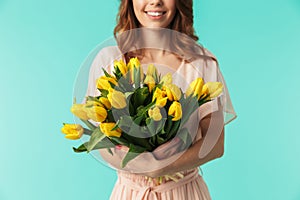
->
<box><xmin>141</xmin><ymin>24</ymin><xmax>169</xmax><ymax>29</ymax></box>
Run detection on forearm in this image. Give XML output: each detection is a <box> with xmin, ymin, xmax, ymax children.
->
<box><xmin>157</xmin><ymin>132</ymin><xmax>224</xmax><ymax>176</ymax></box>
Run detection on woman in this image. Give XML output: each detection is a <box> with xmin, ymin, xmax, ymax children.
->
<box><xmin>85</xmin><ymin>0</ymin><xmax>237</xmax><ymax>199</ymax></box>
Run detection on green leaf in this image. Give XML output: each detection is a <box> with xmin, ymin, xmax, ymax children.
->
<box><xmin>102</xmin><ymin>68</ymin><xmax>112</xmax><ymax>78</ymax></box>
<box><xmin>149</xmin><ymin>135</ymin><xmax>156</xmax><ymax>147</ymax></box>
<box><xmin>108</xmin><ymin>81</ymin><xmax>116</xmax><ymax>88</ymax></box>
<box><xmin>155</xmin><ymin>118</ymin><xmax>167</xmax><ymax>135</ymax></box>
<box><xmin>125</xmin><ymin>91</ymin><xmax>134</xmax><ymax>98</ymax></box>
<box><xmin>86</xmin><ymin>96</ymin><xmax>101</xmax><ymax>102</ymax></box>
<box><xmin>129</xmin><ymin>100</ymin><xmax>135</xmax><ymax>116</ymax></box>
<box><xmin>121</xmin><ymin>143</ymin><xmax>147</xmax><ymax>168</ymax></box>
<box><xmin>110</xmin><ymin>122</ymin><xmax>120</xmax><ymax>131</ymax></box>
<box><xmin>146</xmin><ymin>118</ymin><xmax>156</xmax><ymax>136</ymax></box>
<box><xmin>106</xmin><ymin>110</ymin><xmax>115</xmax><ymax>122</ymax></box>
<box><xmin>141</xmin><ymin>125</ymin><xmax>151</xmax><ymax>138</ymax></box>
<box><xmin>73</xmin><ymin>143</ymin><xmax>88</xmax><ymax>153</ymax></box>
<box><xmin>73</xmin><ymin>138</ymin><xmax>115</xmax><ymax>153</ymax></box>
<box><xmin>134</xmin><ymin>66</ymin><xmax>141</xmax><ymax>89</ymax></box>
<box><xmin>180</xmin><ymin>96</ymin><xmax>199</xmax><ymax>126</ymax></box>
<box><xmin>136</xmin><ymin>105</ymin><xmax>145</xmax><ymax>115</ymax></box>
<box><xmin>118</xmin><ymin>77</ymin><xmax>134</xmax><ymax>92</ymax></box>
<box><xmin>165</xmin><ymin>119</ymin><xmax>181</xmax><ymax>141</ymax></box>
<box><xmin>134</xmin><ymin>99</ymin><xmax>156</xmax><ymax>118</ymax></box>
<box><xmin>163</xmin><ymin>116</ymin><xmax>173</xmax><ymax>134</ymax></box>
<box><xmin>146</xmin><ymin>117</ymin><xmax>167</xmax><ymax>137</ymax></box>
<box><xmin>198</xmin><ymin>95</ymin><xmax>211</xmax><ymax>106</ymax></box>
<box><xmin>134</xmin><ymin>87</ymin><xmax>149</xmax><ymax>107</ymax></box>
<box><xmin>121</xmin><ymin>131</ymin><xmax>152</xmax><ymax>151</ymax></box>
<box><xmin>133</xmin><ymin>114</ymin><xmax>144</xmax><ymax>125</ymax></box>
<box><xmin>156</xmin><ymin>134</ymin><xmax>165</xmax><ymax>145</ymax></box>
<box><xmin>99</xmin><ymin>89</ymin><xmax>109</xmax><ymax>97</ymax></box>
<box><xmin>117</xmin><ymin>115</ymin><xmax>133</xmax><ymax>133</ymax></box>
<box><xmin>86</xmin><ymin>127</ymin><xmax>106</xmax><ymax>152</ymax></box>
<box><xmin>109</xmin><ymin>136</ymin><xmax>129</xmax><ymax>146</ymax></box>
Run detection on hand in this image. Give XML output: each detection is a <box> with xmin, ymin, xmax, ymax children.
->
<box><xmin>152</xmin><ymin>136</ymin><xmax>182</xmax><ymax>160</ymax></box>
<box><xmin>115</xmin><ymin>144</ymin><xmax>129</xmax><ymax>152</ymax></box>
<box><xmin>112</xmin><ymin>138</ymin><xmax>182</xmax><ymax>174</ymax></box>
<box><xmin>113</xmin><ymin>145</ymin><xmax>159</xmax><ymax>173</ymax></box>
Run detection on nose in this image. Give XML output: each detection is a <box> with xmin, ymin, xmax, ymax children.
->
<box><xmin>149</xmin><ymin>0</ymin><xmax>163</xmax><ymax>6</ymax></box>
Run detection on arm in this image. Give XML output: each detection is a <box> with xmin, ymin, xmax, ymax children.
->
<box><xmin>145</xmin><ymin>109</ymin><xmax>225</xmax><ymax>178</ymax></box>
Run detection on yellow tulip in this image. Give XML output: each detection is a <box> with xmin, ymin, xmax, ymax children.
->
<box><xmin>86</xmin><ymin>104</ymin><xmax>107</xmax><ymax>122</ymax></box>
<box><xmin>156</xmin><ymin>97</ymin><xmax>168</xmax><ymax>108</ymax></box>
<box><xmin>85</xmin><ymin>100</ymin><xmax>102</xmax><ymax>107</ymax></box>
<box><xmin>148</xmin><ymin>106</ymin><xmax>162</xmax><ymax>121</ymax></box>
<box><xmin>146</xmin><ymin>64</ymin><xmax>157</xmax><ymax>75</ymax></box>
<box><xmin>185</xmin><ymin>78</ymin><xmax>204</xmax><ymax>100</ymax></box>
<box><xmin>61</xmin><ymin>124</ymin><xmax>84</xmax><ymax>140</ymax></box>
<box><xmin>152</xmin><ymin>87</ymin><xmax>168</xmax><ymax>107</ymax></box>
<box><xmin>99</xmin><ymin>97</ymin><xmax>112</xmax><ymax>109</ymax></box>
<box><xmin>107</xmin><ymin>88</ymin><xmax>127</xmax><ymax>109</ymax></box>
<box><xmin>96</xmin><ymin>75</ymin><xmax>118</xmax><ymax>90</ymax></box>
<box><xmin>202</xmin><ymin>82</ymin><xmax>223</xmax><ymax>99</ymax></box>
<box><xmin>168</xmin><ymin>101</ymin><xmax>182</xmax><ymax>121</ymax></box>
<box><xmin>128</xmin><ymin>57</ymin><xmax>140</xmax><ymax>68</ymax></box>
<box><xmin>128</xmin><ymin>57</ymin><xmax>144</xmax><ymax>83</ymax></box>
<box><xmin>163</xmin><ymin>84</ymin><xmax>181</xmax><ymax>101</ymax></box>
<box><xmin>114</xmin><ymin>60</ymin><xmax>128</xmax><ymax>76</ymax></box>
<box><xmin>152</xmin><ymin>87</ymin><xmax>164</xmax><ymax>102</ymax></box>
<box><xmin>144</xmin><ymin>74</ymin><xmax>156</xmax><ymax>92</ymax></box>
<box><xmin>70</xmin><ymin>104</ymin><xmax>89</xmax><ymax>120</ymax></box>
<box><xmin>100</xmin><ymin>122</ymin><xmax>122</xmax><ymax>137</ymax></box>
<box><xmin>159</xmin><ymin>73</ymin><xmax>172</xmax><ymax>85</ymax></box>
<box><xmin>146</xmin><ymin>64</ymin><xmax>159</xmax><ymax>81</ymax></box>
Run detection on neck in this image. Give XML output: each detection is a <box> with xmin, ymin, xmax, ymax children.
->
<box><xmin>137</xmin><ymin>27</ymin><xmax>172</xmax><ymax>61</ymax></box>
<box><xmin>139</xmin><ymin>28</ymin><xmax>171</xmax><ymax>48</ymax></box>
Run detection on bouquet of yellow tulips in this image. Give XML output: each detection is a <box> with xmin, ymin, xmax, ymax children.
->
<box><xmin>61</xmin><ymin>57</ymin><xmax>223</xmax><ymax>169</ymax></box>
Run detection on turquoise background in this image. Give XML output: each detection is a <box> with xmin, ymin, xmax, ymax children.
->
<box><xmin>1</xmin><ymin>0</ymin><xmax>299</xmax><ymax>199</ymax></box>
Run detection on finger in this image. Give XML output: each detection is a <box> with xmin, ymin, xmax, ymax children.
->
<box><xmin>165</xmin><ymin>145</ymin><xmax>179</xmax><ymax>156</ymax></box>
<box><xmin>152</xmin><ymin>142</ymin><xmax>170</xmax><ymax>153</ymax></box>
<box><xmin>165</xmin><ymin>138</ymin><xmax>181</xmax><ymax>151</ymax></box>
<box><xmin>121</xmin><ymin>146</ymin><xmax>129</xmax><ymax>151</ymax></box>
<box><xmin>165</xmin><ymin>140</ymin><xmax>183</xmax><ymax>155</ymax></box>
<box><xmin>152</xmin><ymin>137</ymin><xmax>182</xmax><ymax>159</ymax></box>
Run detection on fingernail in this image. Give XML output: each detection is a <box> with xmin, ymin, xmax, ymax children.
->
<box><xmin>122</xmin><ymin>146</ymin><xmax>129</xmax><ymax>151</ymax></box>
<box><xmin>115</xmin><ymin>145</ymin><xmax>121</xmax><ymax>150</ymax></box>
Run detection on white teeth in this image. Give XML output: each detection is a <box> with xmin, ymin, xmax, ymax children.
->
<box><xmin>147</xmin><ymin>12</ymin><xmax>164</xmax><ymax>16</ymax></box>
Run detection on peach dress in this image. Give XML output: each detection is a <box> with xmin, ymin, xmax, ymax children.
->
<box><xmin>84</xmin><ymin>46</ymin><xmax>237</xmax><ymax>200</ymax></box>
<box><xmin>110</xmin><ymin>168</ymin><xmax>210</xmax><ymax>200</ymax></box>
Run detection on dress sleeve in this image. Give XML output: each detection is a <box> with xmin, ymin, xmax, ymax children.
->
<box><xmin>198</xmin><ymin>49</ymin><xmax>237</xmax><ymax>126</ymax></box>
<box><xmin>83</xmin><ymin>46</ymin><xmax>123</xmax><ymax>100</ymax></box>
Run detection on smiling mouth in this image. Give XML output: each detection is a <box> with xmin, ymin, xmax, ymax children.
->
<box><xmin>145</xmin><ymin>11</ymin><xmax>166</xmax><ymax>17</ymax></box>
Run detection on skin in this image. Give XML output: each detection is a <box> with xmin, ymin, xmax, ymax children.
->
<box><xmin>113</xmin><ymin>0</ymin><xmax>225</xmax><ymax>178</ymax></box>
<box><xmin>144</xmin><ymin>111</ymin><xmax>225</xmax><ymax>177</ymax></box>
<box><xmin>117</xmin><ymin>111</ymin><xmax>225</xmax><ymax>178</ymax></box>
<box><xmin>132</xmin><ymin>0</ymin><xmax>177</xmax><ymax>28</ymax></box>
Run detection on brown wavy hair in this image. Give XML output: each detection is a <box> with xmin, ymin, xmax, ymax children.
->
<box><xmin>114</xmin><ymin>0</ymin><xmax>198</xmax><ymax>40</ymax></box>
<box><xmin>114</xmin><ymin>0</ymin><xmax>211</xmax><ymax>63</ymax></box>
